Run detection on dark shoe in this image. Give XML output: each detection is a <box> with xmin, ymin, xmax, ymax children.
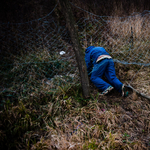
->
<box><xmin>122</xmin><ymin>84</ymin><xmax>129</xmax><ymax>97</ymax></box>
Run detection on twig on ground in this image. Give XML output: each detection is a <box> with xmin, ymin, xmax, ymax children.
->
<box><xmin>125</xmin><ymin>84</ymin><xmax>150</xmax><ymax>101</ymax></box>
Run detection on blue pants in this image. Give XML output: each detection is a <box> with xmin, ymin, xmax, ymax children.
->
<box><xmin>90</xmin><ymin>59</ymin><xmax>123</xmax><ymax>93</ymax></box>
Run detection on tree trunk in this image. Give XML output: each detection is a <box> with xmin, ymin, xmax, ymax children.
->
<box><xmin>59</xmin><ymin>0</ymin><xmax>90</xmax><ymax>98</ymax></box>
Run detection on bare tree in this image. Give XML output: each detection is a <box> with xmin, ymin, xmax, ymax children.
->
<box><xmin>59</xmin><ymin>0</ymin><xmax>90</xmax><ymax>98</ymax></box>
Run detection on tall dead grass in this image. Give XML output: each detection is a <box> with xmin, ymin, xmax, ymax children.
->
<box><xmin>103</xmin><ymin>13</ymin><xmax>150</xmax><ymax>64</ymax></box>
<box><xmin>108</xmin><ymin>14</ymin><xmax>150</xmax><ymax>39</ymax></box>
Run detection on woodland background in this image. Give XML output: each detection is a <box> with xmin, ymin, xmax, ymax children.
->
<box><xmin>0</xmin><ymin>0</ymin><xmax>150</xmax><ymax>23</ymax></box>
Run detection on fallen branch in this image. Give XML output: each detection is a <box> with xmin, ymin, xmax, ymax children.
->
<box><xmin>125</xmin><ymin>84</ymin><xmax>150</xmax><ymax>100</ymax></box>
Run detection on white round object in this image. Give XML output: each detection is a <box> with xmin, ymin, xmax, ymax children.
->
<box><xmin>59</xmin><ymin>51</ymin><xmax>66</xmax><ymax>55</ymax></box>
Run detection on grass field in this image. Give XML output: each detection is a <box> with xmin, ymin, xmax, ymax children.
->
<box><xmin>0</xmin><ymin>58</ymin><xmax>150</xmax><ymax>150</ymax></box>
<box><xmin>0</xmin><ymin>6</ymin><xmax>150</xmax><ymax>150</ymax></box>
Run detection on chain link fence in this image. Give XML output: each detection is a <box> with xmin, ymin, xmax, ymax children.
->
<box><xmin>0</xmin><ymin>2</ymin><xmax>150</xmax><ymax>103</ymax></box>
<box><xmin>76</xmin><ymin>12</ymin><xmax>150</xmax><ymax>66</ymax></box>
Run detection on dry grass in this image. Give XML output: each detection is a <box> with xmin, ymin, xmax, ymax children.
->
<box><xmin>0</xmin><ymin>31</ymin><xmax>150</xmax><ymax>150</ymax></box>
<box><xmin>108</xmin><ymin>15</ymin><xmax>147</xmax><ymax>38</ymax></box>
<box><xmin>107</xmin><ymin>14</ymin><xmax>150</xmax><ymax>60</ymax></box>
<box><xmin>1</xmin><ymin>68</ymin><xmax>149</xmax><ymax>150</ymax></box>
<box><xmin>15</xmin><ymin>63</ymin><xmax>149</xmax><ymax>150</ymax></box>
<box><xmin>30</xmin><ymin>86</ymin><xmax>150</xmax><ymax>150</ymax></box>
<box><xmin>0</xmin><ymin>5</ymin><xmax>150</xmax><ymax>150</ymax></box>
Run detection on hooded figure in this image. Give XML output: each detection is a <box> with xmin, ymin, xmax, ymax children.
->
<box><xmin>85</xmin><ymin>46</ymin><xmax>127</xmax><ymax>96</ymax></box>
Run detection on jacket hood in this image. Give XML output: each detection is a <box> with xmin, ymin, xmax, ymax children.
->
<box><xmin>85</xmin><ymin>46</ymin><xmax>95</xmax><ymax>53</ymax></box>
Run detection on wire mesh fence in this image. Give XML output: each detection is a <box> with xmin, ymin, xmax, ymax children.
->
<box><xmin>76</xmin><ymin>12</ymin><xmax>150</xmax><ymax>66</ymax></box>
<box><xmin>0</xmin><ymin>2</ymin><xmax>150</xmax><ymax>103</ymax></box>
<box><xmin>0</xmin><ymin>14</ymin><xmax>78</xmax><ymax>102</ymax></box>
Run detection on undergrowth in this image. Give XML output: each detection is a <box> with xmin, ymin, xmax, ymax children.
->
<box><xmin>0</xmin><ymin>8</ymin><xmax>150</xmax><ymax>150</ymax></box>
<box><xmin>0</xmin><ymin>63</ymin><xmax>150</xmax><ymax>150</ymax></box>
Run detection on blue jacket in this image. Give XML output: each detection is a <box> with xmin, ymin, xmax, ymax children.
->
<box><xmin>85</xmin><ymin>46</ymin><xmax>110</xmax><ymax>75</ymax></box>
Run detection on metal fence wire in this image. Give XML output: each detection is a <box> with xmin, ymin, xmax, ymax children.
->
<box><xmin>0</xmin><ymin>2</ymin><xmax>150</xmax><ymax>101</ymax></box>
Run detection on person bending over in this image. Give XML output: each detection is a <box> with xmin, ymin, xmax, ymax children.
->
<box><xmin>85</xmin><ymin>46</ymin><xmax>128</xmax><ymax>96</ymax></box>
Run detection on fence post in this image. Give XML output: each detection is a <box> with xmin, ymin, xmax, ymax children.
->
<box><xmin>59</xmin><ymin>0</ymin><xmax>90</xmax><ymax>98</ymax></box>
